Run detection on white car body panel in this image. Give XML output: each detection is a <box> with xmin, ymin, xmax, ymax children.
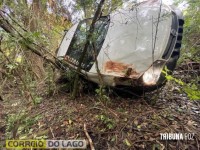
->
<box><xmin>89</xmin><ymin>2</ymin><xmax>172</xmax><ymax>78</ymax></box>
<box><xmin>57</xmin><ymin>23</ymin><xmax>78</xmax><ymax>57</ymax></box>
<box><xmin>57</xmin><ymin>1</ymin><xmax>183</xmax><ymax>87</ymax></box>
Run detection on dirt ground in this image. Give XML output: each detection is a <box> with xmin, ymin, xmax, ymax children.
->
<box><xmin>0</xmin><ymin>66</ymin><xmax>200</xmax><ymax>150</ymax></box>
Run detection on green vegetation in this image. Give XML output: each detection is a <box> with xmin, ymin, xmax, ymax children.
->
<box><xmin>177</xmin><ymin>0</ymin><xmax>200</xmax><ymax>63</ymax></box>
<box><xmin>163</xmin><ymin>67</ymin><xmax>200</xmax><ymax>100</ymax></box>
<box><xmin>0</xmin><ymin>0</ymin><xmax>199</xmax><ymax>149</ymax></box>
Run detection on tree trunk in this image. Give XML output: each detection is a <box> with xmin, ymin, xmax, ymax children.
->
<box><xmin>0</xmin><ymin>11</ymin><xmax>59</xmax><ymax>69</ymax></box>
<box><xmin>27</xmin><ymin>0</ymin><xmax>45</xmax><ymax>80</ymax></box>
<box><xmin>72</xmin><ymin>0</ymin><xmax>105</xmax><ymax>98</ymax></box>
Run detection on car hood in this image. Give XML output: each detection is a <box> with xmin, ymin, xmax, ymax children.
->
<box><xmin>89</xmin><ymin>1</ymin><xmax>173</xmax><ymax>78</ymax></box>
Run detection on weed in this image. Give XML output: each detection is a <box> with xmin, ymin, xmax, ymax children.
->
<box><xmin>95</xmin><ymin>87</ymin><xmax>110</xmax><ymax>102</ymax></box>
<box><xmin>6</xmin><ymin>111</ymin><xmax>42</xmax><ymax>139</ymax></box>
<box><xmin>162</xmin><ymin>67</ymin><xmax>200</xmax><ymax>100</ymax></box>
<box><xmin>96</xmin><ymin>114</ymin><xmax>115</xmax><ymax>130</ymax></box>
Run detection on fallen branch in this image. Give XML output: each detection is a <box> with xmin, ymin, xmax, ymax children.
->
<box><xmin>50</xmin><ymin>127</ymin><xmax>55</xmax><ymax>139</ymax></box>
<box><xmin>0</xmin><ymin>10</ymin><xmax>73</xmax><ymax>72</ymax></box>
<box><xmin>84</xmin><ymin>123</ymin><xmax>95</xmax><ymax>150</ymax></box>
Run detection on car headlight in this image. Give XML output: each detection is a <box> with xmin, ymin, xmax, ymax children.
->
<box><xmin>142</xmin><ymin>60</ymin><xmax>166</xmax><ymax>85</ymax></box>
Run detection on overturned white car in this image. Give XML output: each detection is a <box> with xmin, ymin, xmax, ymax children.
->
<box><xmin>57</xmin><ymin>1</ymin><xmax>184</xmax><ymax>90</ymax></box>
